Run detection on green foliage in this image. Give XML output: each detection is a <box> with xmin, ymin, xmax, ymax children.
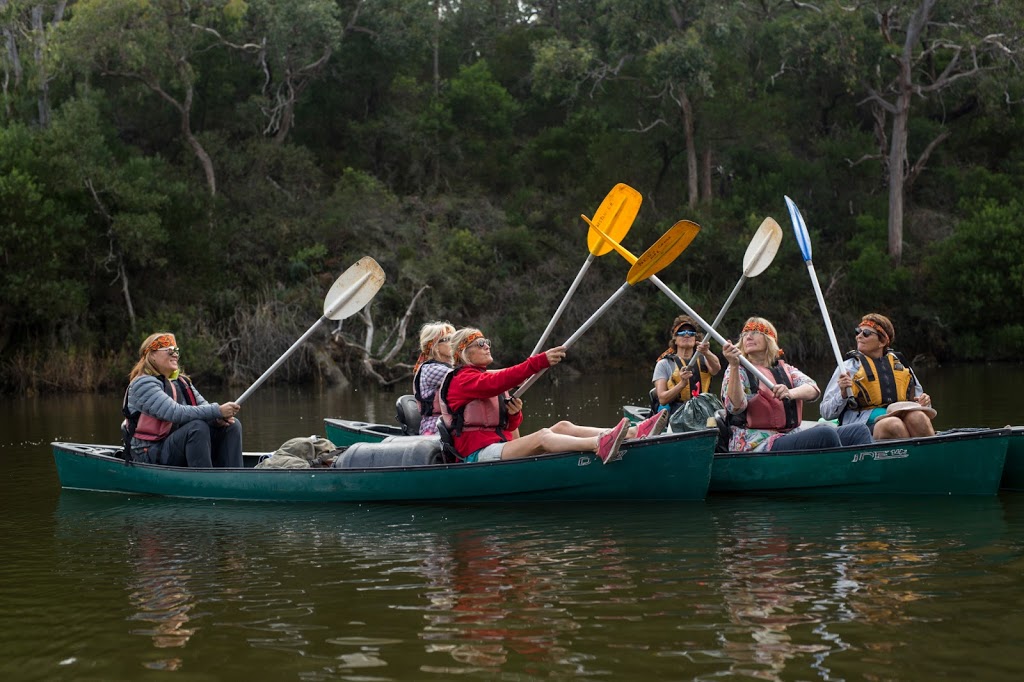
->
<box><xmin>926</xmin><ymin>198</ymin><xmax>1024</xmax><ymax>359</ymax></box>
<box><xmin>2</xmin><ymin>0</ymin><xmax>1024</xmax><ymax>392</ymax></box>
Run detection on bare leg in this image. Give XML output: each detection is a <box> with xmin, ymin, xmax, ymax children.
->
<box><xmin>904</xmin><ymin>412</ymin><xmax>936</xmax><ymax>437</ymax></box>
<box><xmin>872</xmin><ymin>417</ymin><xmax>910</xmax><ymax>440</ymax></box>
<box><xmin>500</xmin><ymin>428</ymin><xmax>599</xmax><ymax>459</ymax></box>
<box><xmin>550</xmin><ymin>419</ymin><xmax>640</xmax><ymax>440</ymax></box>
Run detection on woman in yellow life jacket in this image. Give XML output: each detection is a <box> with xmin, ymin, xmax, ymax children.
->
<box><xmin>720</xmin><ymin>317</ymin><xmax>872</xmax><ymax>452</ymax></box>
<box><xmin>820</xmin><ymin>313</ymin><xmax>935</xmax><ymax>439</ymax></box>
<box><xmin>651</xmin><ymin>315</ymin><xmax>721</xmax><ymax>414</ymax></box>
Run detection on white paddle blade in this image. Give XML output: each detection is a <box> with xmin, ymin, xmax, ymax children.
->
<box><xmin>742</xmin><ymin>217</ymin><xmax>783</xmax><ymax>277</ymax></box>
<box><xmin>324</xmin><ymin>256</ymin><xmax>386</xmax><ymax>321</ymax></box>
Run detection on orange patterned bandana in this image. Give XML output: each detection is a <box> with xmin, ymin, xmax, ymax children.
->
<box><xmin>146</xmin><ymin>334</ymin><xmax>176</xmax><ymax>353</ymax></box>
<box><xmin>859</xmin><ymin>319</ymin><xmax>888</xmax><ymax>343</ymax></box>
<box><xmin>741</xmin><ymin>320</ymin><xmax>777</xmax><ymax>341</ymax></box>
<box><xmin>456</xmin><ymin>332</ymin><xmax>484</xmax><ymax>357</ymax></box>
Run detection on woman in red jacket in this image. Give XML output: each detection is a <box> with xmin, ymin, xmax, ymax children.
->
<box><xmin>439</xmin><ymin>328</ymin><xmax>667</xmax><ymax>464</ymax></box>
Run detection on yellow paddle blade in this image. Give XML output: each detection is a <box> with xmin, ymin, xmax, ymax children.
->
<box><xmin>582</xmin><ymin>214</ymin><xmax>638</xmax><ymax>264</ymax></box>
<box><xmin>626</xmin><ymin>220</ymin><xmax>700</xmax><ymax>285</ymax></box>
<box><xmin>585</xmin><ymin>184</ymin><xmax>642</xmax><ymax>256</ymax></box>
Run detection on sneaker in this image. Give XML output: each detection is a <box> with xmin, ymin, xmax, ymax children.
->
<box><xmin>634</xmin><ymin>410</ymin><xmax>669</xmax><ymax>440</ymax></box>
<box><xmin>596</xmin><ymin>418</ymin><xmax>630</xmax><ymax>464</ymax></box>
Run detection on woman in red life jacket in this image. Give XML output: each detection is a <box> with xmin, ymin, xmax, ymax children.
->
<box><xmin>124</xmin><ymin>332</ymin><xmax>243</xmax><ymax>467</ymax></box>
<box><xmin>439</xmin><ymin>328</ymin><xmax>668</xmax><ymax>464</ymax></box>
<box><xmin>720</xmin><ymin>317</ymin><xmax>871</xmax><ymax>452</ymax></box>
<box><xmin>412</xmin><ymin>321</ymin><xmax>456</xmax><ymax>436</ymax></box>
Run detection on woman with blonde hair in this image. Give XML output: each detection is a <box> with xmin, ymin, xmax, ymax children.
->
<box><xmin>412</xmin><ymin>320</ymin><xmax>456</xmax><ymax>435</ymax></box>
<box><xmin>720</xmin><ymin>317</ymin><xmax>871</xmax><ymax>452</ymax></box>
<box><xmin>123</xmin><ymin>332</ymin><xmax>242</xmax><ymax>467</ymax></box>
<box><xmin>437</xmin><ymin>327</ymin><xmax>667</xmax><ymax>464</ymax></box>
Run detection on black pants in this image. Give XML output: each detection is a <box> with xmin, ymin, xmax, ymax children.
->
<box><xmin>769</xmin><ymin>423</ymin><xmax>873</xmax><ymax>451</ymax></box>
<box><xmin>146</xmin><ymin>419</ymin><xmax>243</xmax><ymax>468</ymax></box>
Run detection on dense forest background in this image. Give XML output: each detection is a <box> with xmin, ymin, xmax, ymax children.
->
<box><xmin>2</xmin><ymin>0</ymin><xmax>1023</xmax><ymax>395</ymax></box>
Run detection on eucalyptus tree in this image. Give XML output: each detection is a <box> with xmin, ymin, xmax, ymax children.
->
<box><xmin>0</xmin><ymin>0</ymin><xmax>67</xmax><ymax>125</ymax></box>
<box><xmin>53</xmin><ymin>0</ymin><xmax>252</xmax><ymax>196</ymax></box>
<box><xmin>779</xmin><ymin>0</ymin><xmax>1023</xmax><ymax>263</ymax></box>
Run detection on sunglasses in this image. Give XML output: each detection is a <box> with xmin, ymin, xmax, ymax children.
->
<box><xmin>854</xmin><ymin>328</ymin><xmax>878</xmax><ymax>339</ymax></box>
<box><xmin>675</xmin><ymin>330</ymin><xmax>697</xmax><ymax>337</ymax></box>
<box><xmin>155</xmin><ymin>346</ymin><xmax>181</xmax><ymax>357</ymax></box>
<box><xmin>469</xmin><ymin>338</ymin><xmax>491</xmax><ymax>349</ymax></box>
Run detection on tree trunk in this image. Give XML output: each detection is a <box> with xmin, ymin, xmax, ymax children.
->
<box><xmin>700</xmin><ymin>149</ymin><xmax>713</xmax><ymax>204</ymax></box>
<box><xmin>31</xmin><ymin>5</ymin><xmax>49</xmax><ymax>127</ymax></box>
<box><xmin>180</xmin><ymin>86</ymin><xmax>217</xmax><ymax>196</ymax></box>
<box><xmin>885</xmin><ymin>0</ymin><xmax>937</xmax><ymax>264</ymax></box>
<box><xmin>679</xmin><ymin>86</ymin><xmax>698</xmax><ymax>209</ymax></box>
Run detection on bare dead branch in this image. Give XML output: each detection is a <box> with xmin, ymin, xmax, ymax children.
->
<box><xmin>905</xmin><ymin>128</ymin><xmax>951</xmax><ymax>188</ymax></box>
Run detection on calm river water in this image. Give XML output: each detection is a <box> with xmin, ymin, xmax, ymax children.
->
<box><xmin>2</xmin><ymin>365</ymin><xmax>1023</xmax><ymax>681</ymax></box>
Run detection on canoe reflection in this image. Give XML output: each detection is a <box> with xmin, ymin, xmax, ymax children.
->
<box><xmin>709</xmin><ymin>495</ymin><xmax>1008</xmax><ymax>681</ymax></box>
<box><xmin>52</xmin><ymin>491</ymin><xmax>1009</xmax><ymax>678</ymax></box>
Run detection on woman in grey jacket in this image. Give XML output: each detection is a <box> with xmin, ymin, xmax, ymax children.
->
<box><xmin>125</xmin><ymin>332</ymin><xmax>243</xmax><ymax>467</ymax></box>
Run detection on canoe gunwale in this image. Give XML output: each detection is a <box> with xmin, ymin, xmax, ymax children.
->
<box><xmin>714</xmin><ymin>426</ymin><xmax>1013</xmax><ymax>460</ymax></box>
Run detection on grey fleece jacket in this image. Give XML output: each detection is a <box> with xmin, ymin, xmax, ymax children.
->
<box><xmin>127</xmin><ymin>374</ymin><xmax>223</xmax><ymax>447</ymax></box>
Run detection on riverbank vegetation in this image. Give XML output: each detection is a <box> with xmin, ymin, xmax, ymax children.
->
<box><xmin>2</xmin><ymin>1</ymin><xmax>1022</xmax><ymax>395</ymax></box>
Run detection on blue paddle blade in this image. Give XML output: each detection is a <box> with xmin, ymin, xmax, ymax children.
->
<box><xmin>784</xmin><ymin>195</ymin><xmax>812</xmax><ymax>262</ymax></box>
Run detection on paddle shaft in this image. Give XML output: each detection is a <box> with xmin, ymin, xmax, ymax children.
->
<box><xmin>803</xmin><ymin>259</ymin><xmax>846</xmax><ymax>372</ymax></box>
<box><xmin>531</xmin><ymin>254</ymin><xmax>595</xmax><ymax>356</ymax></box>
<box><xmin>685</xmin><ymin>274</ymin><xmax>746</xmax><ymax>370</ymax></box>
<box><xmin>236</xmin><ymin>272</ymin><xmax>372</xmax><ymax>404</ymax></box>
<box><xmin>514</xmin><ymin>282</ymin><xmax>631</xmax><ymax>398</ymax></box>
<box><xmin>649</xmin><ymin>275</ymin><xmax>776</xmax><ymax>389</ymax></box>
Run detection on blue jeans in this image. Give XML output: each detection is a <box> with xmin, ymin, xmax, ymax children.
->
<box><xmin>769</xmin><ymin>423</ymin><xmax>873</xmax><ymax>451</ymax></box>
<box><xmin>145</xmin><ymin>419</ymin><xmax>243</xmax><ymax>467</ymax></box>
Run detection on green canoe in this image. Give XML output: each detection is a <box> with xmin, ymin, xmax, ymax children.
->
<box><xmin>51</xmin><ymin>430</ymin><xmax>716</xmax><ymax>502</ymax></box>
<box><xmin>324</xmin><ymin>417</ymin><xmax>398</xmax><ymax>447</ymax></box>
<box><xmin>999</xmin><ymin>426</ymin><xmax>1024</xmax><ymax>491</ymax></box>
<box><xmin>624</xmin><ymin>404</ymin><xmax>1009</xmax><ymax>495</ymax></box>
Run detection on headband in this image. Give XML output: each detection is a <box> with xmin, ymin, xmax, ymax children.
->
<box><xmin>413</xmin><ymin>330</ymin><xmax>450</xmax><ymax>373</ymax></box>
<box><xmin>859</xmin><ymin>319</ymin><xmax>888</xmax><ymax>342</ymax></box>
<box><xmin>456</xmin><ymin>331</ymin><xmax>484</xmax><ymax>357</ymax></box>
<box><xmin>741</xmin><ymin>320</ymin><xmax>777</xmax><ymax>341</ymax></box>
<box><xmin>146</xmin><ymin>334</ymin><xmax>176</xmax><ymax>353</ymax></box>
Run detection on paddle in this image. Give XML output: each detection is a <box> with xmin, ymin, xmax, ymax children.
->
<box><xmin>783</xmin><ymin>196</ymin><xmax>847</xmax><ymax>393</ymax></box>
<box><xmin>588</xmin><ymin>221</ymin><xmax>777</xmax><ymax>388</ymax></box>
<box><xmin>236</xmin><ymin>256</ymin><xmax>387</xmax><ymax>404</ymax></box>
<box><xmin>530</xmin><ymin>184</ymin><xmax>642</xmax><ymax>355</ymax></box>
<box><xmin>513</xmin><ymin>220</ymin><xmax>699</xmax><ymax>397</ymax></box>
<box><xmin>685</xmin><ymin>217</ymin><xmax>783</xmax><ymax>370</ymax></box>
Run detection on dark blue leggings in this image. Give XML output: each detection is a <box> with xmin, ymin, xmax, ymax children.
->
<box><xmin>769</xmin><ymin>423</ymin><xmax>872</xmax><ymax>451</ymax></box>
<box><xmin>150</xmin><ymin>419</ymin><xmax>244</xmax><ymax>467</ymax></box>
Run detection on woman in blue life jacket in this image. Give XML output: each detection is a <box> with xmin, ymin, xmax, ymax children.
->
<box><xmin>412</xmin><ymin>321</ymin><xmax>456</xmax><ymax>436</ymax></box>
<box><xmin>820</xmin><ymin>313</ymin><xmax>935</xmax><ymax>439</ymax></box>
<box><xmin>720</xmin><ymin>317</ymin><xmax>872</xmax><ymax>452</ymax></box>
<box><xmin>651</xmin><ymin>315</ymin><xmax>721</xmax><ymax>414</ymax></box>
<box><xmin>124</xmin><ymin>332</ymin><xmax>243</xmax><ymax>467</ymax></box>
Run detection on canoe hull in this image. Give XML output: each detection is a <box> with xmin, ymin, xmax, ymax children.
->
<box><xmin>999</xmin><ymin>427</ymin><xmax>1024</xmax><ymax>490</ymax></box>
<box><xmin>52</xmin><ymin>430</ymin><xmax>716</xmax><ymax>502</ymax></box>
<box><xmin>323</xmin><ymin>418</ymin><xmax>397</xmax><ymax>447</ymax></box>
<box><xmin>710</xmin><ymin>428</ymin><xmax>1009</xmax><ymax>496</ymax></box>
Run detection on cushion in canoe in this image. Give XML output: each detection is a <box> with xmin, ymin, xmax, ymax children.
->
<box><xmin>331</xmin><ymin>436</ymin><xmax>444</xmax><ymax>469</ymax></box>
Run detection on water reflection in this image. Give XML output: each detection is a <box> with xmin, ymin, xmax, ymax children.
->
<box><xmin>46</xmin><ymin>489</ymin><xmax>1020</xmax><ymax>681</ymax></box>
<box><xmin>707</xmin><ymin>496</ymin><xmax>1009</xmax><ymax>681</ymax></box>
